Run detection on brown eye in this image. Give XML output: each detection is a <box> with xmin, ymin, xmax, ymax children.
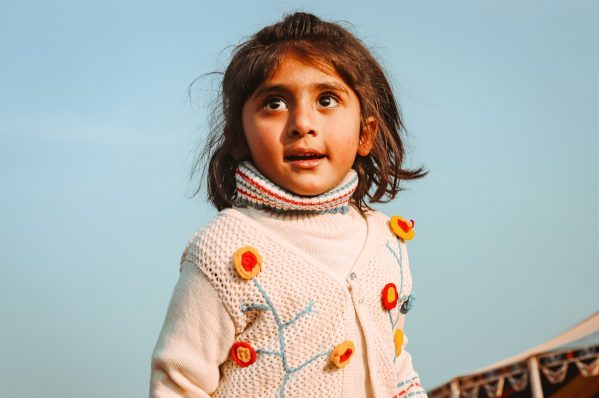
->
<box><xmin>264</xmin><ymin>97</ymin><xmax>287</xmax><ymax>110</ymax></box>
<box><xmin>318</xmin><ymin>94</ymin><xmax>339</xmax><ymax>108</ymax></box>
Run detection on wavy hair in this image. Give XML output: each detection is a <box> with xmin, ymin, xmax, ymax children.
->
<box><xmin>192</xmin><ymin>12</ymin><xmax>427</xmax><ymax>212</ymax></box>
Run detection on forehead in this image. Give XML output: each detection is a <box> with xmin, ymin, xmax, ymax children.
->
<box><xmin>270</xmin><ymin>53</ymin><xmax>340</xmax><ymax>80</ymax></box>
<box><xmin>253</xmin><ymin>53</ymin><xmax>353</xmax><ymax>95</ymax></box>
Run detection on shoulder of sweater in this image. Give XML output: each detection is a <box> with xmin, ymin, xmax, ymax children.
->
<box><xmin>185</xmin><ymin>207</ymin><xmax>394</xmax><ymax>247</ymax></box>
<box><xmin>178</xmin><ymin>209</ymin><xmax>252</xmax><ymax>268</ymax></box>
<box><xmin>187</xmin><ymin>208</ymin><xmax>248</xmax><ymax>240</ymax></box>
<box><xmin>363</xmin><ymin>208</ymin><xmax>391</xmax><ymax>224</ymax></box>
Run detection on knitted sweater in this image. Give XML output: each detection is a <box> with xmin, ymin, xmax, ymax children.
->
<box><xmin>150</xmin><ymin>165</ymin><xmax>427</xmax><ymax>398</ymax></box>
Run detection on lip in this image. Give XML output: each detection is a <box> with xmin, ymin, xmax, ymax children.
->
<box><xmin>286</xmin><ymin>157</ymin><xmax>324</xmax><ymax>170</ymax></box>
<box><xmin>284</xmin><ymin>148</ymin><xmax>327</xmax><ymax>170</ymax></box>
<box><xmin>284</xmin><ymin>147</ymin><xmax>326</xmax><ymax>159</ymax></box>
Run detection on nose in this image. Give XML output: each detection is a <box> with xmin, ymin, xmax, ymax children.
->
<box><xmin>287</xmin><ymin>102</ymin><xmax>317</xmax><ymax>138</ymax></box>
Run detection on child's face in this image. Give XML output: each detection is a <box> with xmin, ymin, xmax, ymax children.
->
<box><xmin>242</xmin><ymin>54</ymin><xmax>373</xmax><ymax>197</ymax></box>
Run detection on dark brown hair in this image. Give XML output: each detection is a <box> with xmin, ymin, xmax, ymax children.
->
<box><xmin>192</xmin><ymin>12</ymin><xmax>426</xmax><ymax>212</ymax></box>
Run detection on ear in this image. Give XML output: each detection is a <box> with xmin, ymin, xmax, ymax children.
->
<box><xmin>357</xmin><ymin>116</ymin><xmax>378</xmax><ymax>157</ymax></box>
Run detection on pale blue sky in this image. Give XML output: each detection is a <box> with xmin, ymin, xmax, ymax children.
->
<box><xmin>1</xmin><ymin>1</ymin><xmax>597</xmax><ymax>396</ymax></box>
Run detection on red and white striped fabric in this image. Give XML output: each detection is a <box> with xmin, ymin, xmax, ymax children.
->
<box><xmin>233</xmin><ymin>161</ymin><xmax>358</xmax><ymax>214</ymax></box>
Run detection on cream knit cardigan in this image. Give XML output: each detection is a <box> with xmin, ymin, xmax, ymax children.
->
<box><xmin>150</xmin><ymin>207</ymin><xmax>427</xmax><ymax>398</ymax></box>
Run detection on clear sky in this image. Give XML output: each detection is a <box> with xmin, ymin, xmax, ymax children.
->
<box><xmin>1</xmin><ymin>1</ymin><xmax>597</xmax><ymax>396</ymax></box>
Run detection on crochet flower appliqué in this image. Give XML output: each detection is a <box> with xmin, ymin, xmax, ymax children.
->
<box><xmin>230</xmin><ymin>341</ymin><xmax>257</xmax><ymax>367</ymax></box>
<box><xmin>381</xmin><ymin>283</ymin><xmax>399</xmax><ymax>310</ymax></box>
<box><xmin>234</xmin><ymin>246</ymin><xmax>333</xmax><ymax>396</ymax></box>
<box><xmin>394</xmin><ymin>329</ymin><xmax>404</xmax><ymax>357</ymax></box>
<box><xmin>233</xmin><ymin>246</ymin><xmax>262</xmax><ymax>279</ymax></box>
<box><xmin>400</xmin><ymin>294</ymin><xmax>415</xmax><ymax>314</ymax></box>
<box><xmin>331</xmin><ymin>340</ymin><xmax>355</xmax><ymax>368</ymax></box>
<box><xmin>389</xmin><ymin>215</ymin><xmax>415</xmax><ymax>241</ymax></box>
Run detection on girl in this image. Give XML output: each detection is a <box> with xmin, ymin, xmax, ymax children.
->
<box><xmin>151</xmin><ymin>12</ymin><xmax>428</xmax><ymax>398</ymax></box>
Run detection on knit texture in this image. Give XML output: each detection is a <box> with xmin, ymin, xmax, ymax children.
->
<box><xmin>178</xmin><ymin>208</ymin><xmax>428</xmax><ymax>398</ymax></box>
<box><xmin>230</xmin><ymin>205</ymin><xmax>370</xmax><ymax>394</ymax></box>
<box><xmin>233</xmin><ymin>205</ymin><xmax>367</xmax><ymax>276</ymax></box>
<box><xmin>233</xmin><ymin>161</ymin><xmax>358</xmax><ymax>214</ymax></box>
<box><xmin>184</xmin><ymin>210</ymin><xmax>348</xmax><ymax>397</ymax></box>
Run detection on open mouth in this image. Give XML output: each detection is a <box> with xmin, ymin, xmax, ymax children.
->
<box><xmin>285</xmin><ymin>153</ymin><xmax>327</xmax><ymax>161</ymax></box>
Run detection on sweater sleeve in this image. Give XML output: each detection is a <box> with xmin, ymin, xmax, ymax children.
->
<box><xmin>150</xmin><ymin>261</ymin><xmax>235</xmax><ymax>398</ymax></box>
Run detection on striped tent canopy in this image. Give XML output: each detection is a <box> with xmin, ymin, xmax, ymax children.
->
<box><xmin>428</xmin><ymin>311</ymin><xmax>599</xmax><ymax>398</ymax></box>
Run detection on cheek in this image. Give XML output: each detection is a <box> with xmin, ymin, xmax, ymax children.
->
<box><xmin>243</xmin><ymin>121</ymin><xmax>282</xmax><ymax>162</ymax></box>
<box><xmin>331</xmin><ymin>110</ymin><xmax>361</xmax><ymax>138</ymax></box>
<box><xmin>332</xmin><ymin>121</ymin><xmax>361</xmax><ymax>148</ymax></box>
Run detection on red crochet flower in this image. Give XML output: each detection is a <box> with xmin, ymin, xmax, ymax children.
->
<box><xmin>389</xmin><ymin>215</ymin><xmax>415</xmax><ymax>241</ymax></box>
<box><xmin>233</xmin><ymin>246</ymin><xmax>262</xmax><ymax>280</ymax></box>
<box><xmin>230</xmin><ymin>341</ymin><xmax>257</xmax><ymax>367</ymax></box>
<box><xmin>381</xmin><ymin>283</ymin><xmax>399</xmax><ymax>310</ymax></box>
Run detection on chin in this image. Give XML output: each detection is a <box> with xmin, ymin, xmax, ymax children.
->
<box><xmin>284</xmin><ymin>183</ymin><xmax>322</xmax><ymax>197</ymax></box>
<box><xmin>291</xmin><ymin>184</ymin><xmax>334</xmax><ymax>197</ymax></box>
<box><xmin>293</xmin><ymin>189</ymin><xmax>323</xmax><ymax>197</ymax></box>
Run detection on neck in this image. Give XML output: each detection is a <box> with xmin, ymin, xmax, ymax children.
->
<box><xmin>233</xmin><ymin>161</ymin><xmax>358</xmax><ymax>214</ymax></box>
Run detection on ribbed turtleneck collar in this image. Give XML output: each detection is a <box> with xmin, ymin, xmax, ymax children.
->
<box><xmin>232</xmin><ymin>161</ymin><xmax>358</xmax><ymax>214</ymax></box>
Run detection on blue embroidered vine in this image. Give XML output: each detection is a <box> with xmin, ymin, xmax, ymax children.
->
<box><xmin>385</xmin><ymin>239</ymin><xmax>417</xmax><ymax>363</ymax></box>
<box><xmin>240</xmin><ymin>278</ymin><xmax>332</xmax><ymax>398</ymax></box>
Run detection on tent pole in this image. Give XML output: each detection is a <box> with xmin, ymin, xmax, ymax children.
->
<box><xmin>528</xmin><ymin>356</ymin><xmax>544</xmax><ymax>398</ymax></box>
<box><xmin>450</xmin><ymin>379</ymin><xmax>460</xmax><ymax>398</ymax></box>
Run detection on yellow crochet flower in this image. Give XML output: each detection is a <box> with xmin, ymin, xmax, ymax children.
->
<box><xmin>394</xmin><ymin>329</ymin><xmax>404</xmax><ymax>357</ymax></box>
<box><xmin>389</xmin><ymin>215</ymin><xmax>415</xmax><ymax>241</ymax></box>
<box><xmin>233</xmin><ymin>246</ymin><xmax>262</xmax><ymax>280</ymax></box>
<box><xmin>331</xmin><ymin>340</ymin><xmax>355</xmax><ymax>368</ymax></box>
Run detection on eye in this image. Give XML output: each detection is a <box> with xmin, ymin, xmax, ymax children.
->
<box><xmin>317</xmin><ymin>93</ymin><xmax>339</xmax><ymax>108</ymax></box>
<box><xmin>263</xmin><ymin>97</ymin><xmax>288</xmax><ymax>111</ymax></box>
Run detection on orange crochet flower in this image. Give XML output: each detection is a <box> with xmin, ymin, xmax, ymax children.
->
<box><xmin>381</xmin><ymin>283</ymin><xmax>399</xmax><ymax>310</ymax></box>
<box><xmin>394</xmin><ymin>329</ymin><xmax>404</xmax><ymax>357</ymax></box>
<box><xmin>389</xmin><ymin>216</ymin><xmax>415</xmax><ymax>241</ymax></box>
<box><xmin>230</xmin><ymin>341</ymin><xmax>257</xmax><ymax>367</ymax></box>
<box><xmin>233</xmin><ymin>246</ymin><xmax>262</xmax><ymax>280</ymax></box>
<box><xmin>331</xmin><ymin>340</ymin><xmax>355</xmax><ymax>368</ymax></box>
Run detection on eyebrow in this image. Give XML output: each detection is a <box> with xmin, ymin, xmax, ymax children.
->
<box><xmin>251</xmin><ymin>81</ymin><xmax>350</xmax><ymax>100</ymax></box>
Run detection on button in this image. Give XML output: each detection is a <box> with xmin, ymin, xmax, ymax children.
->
<box><xmin>350</xmin><ymin>272</ymin><xmax>358</xmax><ymax>280</ymax></box>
